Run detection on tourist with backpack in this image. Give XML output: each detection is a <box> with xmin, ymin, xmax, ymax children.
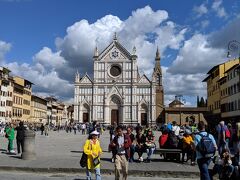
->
<box><xmin>194</xmin><ymin>121</ymin><xmax>217</xmax><ymax>180</ymax></box>
<box><xmin>217</xmin><ymin>121</ymin><xmax>230</xmax><ymax>155</ymax></box>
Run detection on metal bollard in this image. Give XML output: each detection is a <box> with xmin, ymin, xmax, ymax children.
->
<box><xmin>21</xmin><ymin>130</ymin><xmax>36</xmax><ymax>160</ymax></box>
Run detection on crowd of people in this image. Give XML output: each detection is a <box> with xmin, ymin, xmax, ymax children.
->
<box><xmin>1</xmin><ymin>119</ymin><xmax>240</xmax><ymax>180</ymax></box>
<box><xmin>82</xmin><ymin>120</ymin><xmax>240</xmax><ymax>180</ymax></box>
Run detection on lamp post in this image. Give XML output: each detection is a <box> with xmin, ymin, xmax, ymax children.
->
<box><xmin>227</xmin><ymin>40</ymin><xmax>240</xmax><ymax>60</ymax></box>
<box><xmin>176</xmin><ymin>95</ymin><xmax>185</xmax><ymax>125</ymax></box>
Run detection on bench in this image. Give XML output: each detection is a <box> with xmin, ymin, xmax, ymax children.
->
<box><xmin>154</xmin><ymin>148</ymin><xmax>182</xmax><ymax>162</ymax></box>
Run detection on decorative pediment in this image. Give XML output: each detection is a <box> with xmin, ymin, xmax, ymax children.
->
<box><xmin>79</xmin><ymin>74</ymin><xmax>92</xmax><ymax>84</ymax></box>
<box><xmin>80</xmin><ymin>97</ymin><xmax>90</xmax><ymax>107</ymax></box>
<box><xmin>138</xmin><ymin>74</ymin><xmax>151</xmax><ymax>84</ymax></box>
<box><xmin>98</xmin><ymin>41</ymin><xmax>132</xmax><ymax>61</ymax></box>
<box><xmin>107</xmin><ymin>85</ymin><xmax>123</xmax><ymax>101</ymax></box>
<box><xmin>138</xmin><ymin>97</ymin><xmax>148</xmax><ymax>109</ymax></box>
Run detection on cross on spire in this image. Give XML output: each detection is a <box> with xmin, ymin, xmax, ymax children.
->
<box><xmin>113</xmin><ymin>32</ymin><xmax>117</xmax><ymax>41</ymax></box>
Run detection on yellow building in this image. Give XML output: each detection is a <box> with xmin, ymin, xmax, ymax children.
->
<box><xmin>31</xmin><ymin>95</ymin><xmax>47</xmax><ymax>123</ymax></box>
<box><xmin>12</xmin><ymin>77</ymin><xmax>33</xmax><ymax>122</ymax></box>
<box><xmin>219</xmin><ymin>64</ymin><xmax>240</xmax><ymax>122</ymax></box>
<box><xmin>203</xmin><ymin>59</ymin><xmax>239</xmax><ymax>122</ymax></box>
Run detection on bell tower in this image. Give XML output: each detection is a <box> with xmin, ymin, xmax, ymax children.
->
<box><xmin>153</xmin><ymin>47</ymin><xmax>164</xmax><ymax>123</ymax></box>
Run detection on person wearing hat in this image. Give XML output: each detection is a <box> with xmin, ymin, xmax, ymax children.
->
<box><xmin>83</xmin><ymin>130</ymin><xmax>102</xmax><ymax>180</ymax></box>
<box><xmin>182</xmin><ymin>129</ymin><xmax>195</xmax><ymax>165</ymax></box>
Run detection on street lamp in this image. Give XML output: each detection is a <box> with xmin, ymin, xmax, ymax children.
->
<box><xmin>227</xmin><ymin>40</ymin><xmax>240</xmax><ymax>60</ymax></box>
<box><xmin>175</xmin><ymin>95</ymin><xmax>186</xmax><ymax>125</ymax></box>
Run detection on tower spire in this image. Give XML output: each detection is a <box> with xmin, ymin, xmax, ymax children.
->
<box><xmin>75</xmin><ymin>70</ymin><xmax>80</xmax><ymax>83</ymax></box>
<box><xmin>155</xmin><ymin>46</ymin><xmax>160</xmax><ymax>61</ymax></box>
<box><xmin>94</xmin><ymin>46</ymin><xmax>99</xmax><ymax>57</ymax></box>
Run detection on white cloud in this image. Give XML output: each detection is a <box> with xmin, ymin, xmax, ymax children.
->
<box><xmin>212</xmin><ymin>0</ymin><xmax>227</xmax><ymax>18</ymax></box>
<box><xmin>56</xmin><ymin>5</ymin><xmax>186</xmax><ymax>79</ymax></box>
<box><xmin>193</xmin><ymin>3</ymin><xmax>208</xmax><ymax>17</ymax></box>
<box><xmin>3</xmin><ymin>6</ymin><xmax>188</xmax><ymax>103</ymax></box>
<box><xmin>0</xmin><ymin>40</ymin><xmax>11</xmax><ymax>64</ymax></box>
<box><xmin>5</xmin><ymin>62</ymin><xmax>73</xmax><ymax>100</ymax></box>
<box><xmin>167</xmin><ymin>34</ymin><xmax>225</xmax><ymax>75</ymax></box>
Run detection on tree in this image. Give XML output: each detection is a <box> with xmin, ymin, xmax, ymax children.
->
<box><xmin>197</xmin><ymin>96</ymin><xmax>200</xmax><ymax>107</ymax></box>
<box><xmin>199</xmin><ymin>97</ymin><xmax>206</xmax><ymax>107</ymax></box>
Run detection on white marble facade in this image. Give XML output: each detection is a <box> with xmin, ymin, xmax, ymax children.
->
<box><xmin>74</xmin><ymin>35</ymin><xmax>162</xmax><ymax>125</ymax></box>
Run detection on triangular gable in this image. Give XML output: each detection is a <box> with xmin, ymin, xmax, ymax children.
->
<box><xmin>107</xmin><ymin>85</ymin><xmax>123</xmax><ymax>100</ymax></box>
<box><xmin>98</xmin><ymin>41</ymin><xmax>132</xmax><ymax>61</ymax></box>
<box><xmin>80</xmin><ymin>97</ymin><xmax>90</xmax><ymax>106</ymax></box>
<box><xmin>79</xmin><ymin>74</ymin><xmax>92</xmax><ymax>84</ymax></box>
<box><xmin>138</xmin><ymin>74</ymin><xmax>151</xmax><ymax>84</ymax></box>
<box><xmin>139</xmin><ymin>97</ymin><xmax>148</xmax><ymax>108</ymax></box>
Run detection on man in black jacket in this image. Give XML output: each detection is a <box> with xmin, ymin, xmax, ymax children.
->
<box><xmin>15</xmin><ymin>121</ymin><xmax>25</xmax><ymax>154</ymax></box>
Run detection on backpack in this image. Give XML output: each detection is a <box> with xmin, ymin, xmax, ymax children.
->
<box><xmin>167</xmin><ymin>132</ymin><xmax>178</xmax><ymax>148</ymax></box>
<box><xmin>225</xmin><ymin>128</ymin><xmax>231</xmax><ymax>139</ymax></box>
<box><xmin>197</xmin><ymin>133</ymin><xmax>215</xmax><ymax>158</ymax></box>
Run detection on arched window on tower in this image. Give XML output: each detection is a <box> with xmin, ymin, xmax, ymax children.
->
<box><xmin>156</xmin><ymin>74</ymin><xmax>162</xmax><ymax>86</ymax></box>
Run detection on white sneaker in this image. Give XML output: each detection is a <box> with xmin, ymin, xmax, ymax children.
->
<box><xmin>139</xmin><ymin>157</ymin><xmax>143</xmax><ymax>162</ymax></box>
<box><xmin>10</xmin><ymin>150</ymin><xmax>15</xmax><ymax>153</ymax></box>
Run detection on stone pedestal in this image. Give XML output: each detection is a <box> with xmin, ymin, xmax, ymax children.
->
<box><xmin>21</xmin><ymin>130</ymin><xmax>36</xmax><ymax>160</ymax></box>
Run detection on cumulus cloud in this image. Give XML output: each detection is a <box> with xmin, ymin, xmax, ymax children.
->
<box><xmin>6</xmin><ymin>62</ymin><xmax>74</xmax><ymax>100</ymax></box>
<box><xmin>56</xmin><ymin>6</ymin><xmax>186</xmax><ymax>80</ymax></box>
<box><xmin>163</xmin><ymin>66</ymin><xmax>206</xmax><ymax>98</ymax></box>
<box><xmin>167</xmin><ymin>34</ymin><xmax>226</xmax><ymax>75</ymax></box>
<box><xmin>2</xmin><ymin>6</ymin><xmax>189</xmax><ymax>103</ymax></box>
<box><xmin>212</xmin><ymin>0</ymin><xmax>227</xmax><ymax>18</ymax></box>
<box><xmin>0</xmin><ymin>40</ymin><xmax>11</xmax><ymax>64</ymax></box>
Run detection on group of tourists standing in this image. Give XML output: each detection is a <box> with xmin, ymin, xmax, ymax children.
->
<box><xmin>81</xmin><ymin>120</ymin><xmax>240</xmax><ymax>180</ymax></box>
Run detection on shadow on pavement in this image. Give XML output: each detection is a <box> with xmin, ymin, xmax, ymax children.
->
<box><xmin>8</xmin><ymin>155</ymin><xmax>22</xmax><ymax>159</ymax></box>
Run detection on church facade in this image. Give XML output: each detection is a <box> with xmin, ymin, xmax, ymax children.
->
<box><xmin>74</xmin><ymin>34</ymin><xmax>164</xmax><ymax>125</ymax></box>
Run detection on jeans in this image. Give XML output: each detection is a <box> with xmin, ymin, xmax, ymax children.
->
<box><xmin>86</xmin><ymin>168</ymin><xmax>101</xmax><ymax>180</ymax></box>
<box><xmin>130</xmin><ymin>145</ymin><xmax>135</xmax><ymax>161</ymax></box>
<box><xmin>146</xmin><ymin>147</ymin><xmax>155</xmax><ymax>160</ymax></box>
<box><xmin>219</xmin><ymin>141</ymin><xmax>229</xmax><ymax>155</ymax></box>
<box><xmin>197</xmin><ymin>158</ymin><xmax>212</xmax><ymax>180</ymax></box>
<box><xmin>135</xmin><ymin>145</ymin><xmax>145</xmax><ymax>158</ymax></box>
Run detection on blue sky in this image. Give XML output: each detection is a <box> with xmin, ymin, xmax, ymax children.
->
<box><xmin>0</xmin><ymin>0</ymin><xmax>240</xmax><ymax>105</ymax></box>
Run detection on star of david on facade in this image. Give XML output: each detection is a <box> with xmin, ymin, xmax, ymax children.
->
<box><xmin>112</xmin><ymin>50</ymin><xmax>119</xmax><ymax>58</ymax></box>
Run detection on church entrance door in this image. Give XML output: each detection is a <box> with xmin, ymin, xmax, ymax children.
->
<box><xmin>141</xmin><ymin>113</ymin><xmax>147</xmax><ymax>126</ymax></box>
<box><xmin>83</xmin><ymin>113</ymin><xmax>89</xmax><ymax>123</ymax></box>
<box><xmin>111</xmin><ymin>110</ymin><xmax>119</xmax><ymax>125</ymax></box>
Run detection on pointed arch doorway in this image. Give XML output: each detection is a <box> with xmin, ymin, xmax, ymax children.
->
<box><xmin>140</xmin><ymin>104</ymin><xmax>148</xmax><ymax>126</ymax></box>
<box><xmin>82</xmin><ymin>103</ymin><xmax>90</xmax><ymax>123</ymax></box>
<box><xmin>109</xmin><ymin>95</ymin><xmax>122</xmax><ymax>125</ymax></box>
